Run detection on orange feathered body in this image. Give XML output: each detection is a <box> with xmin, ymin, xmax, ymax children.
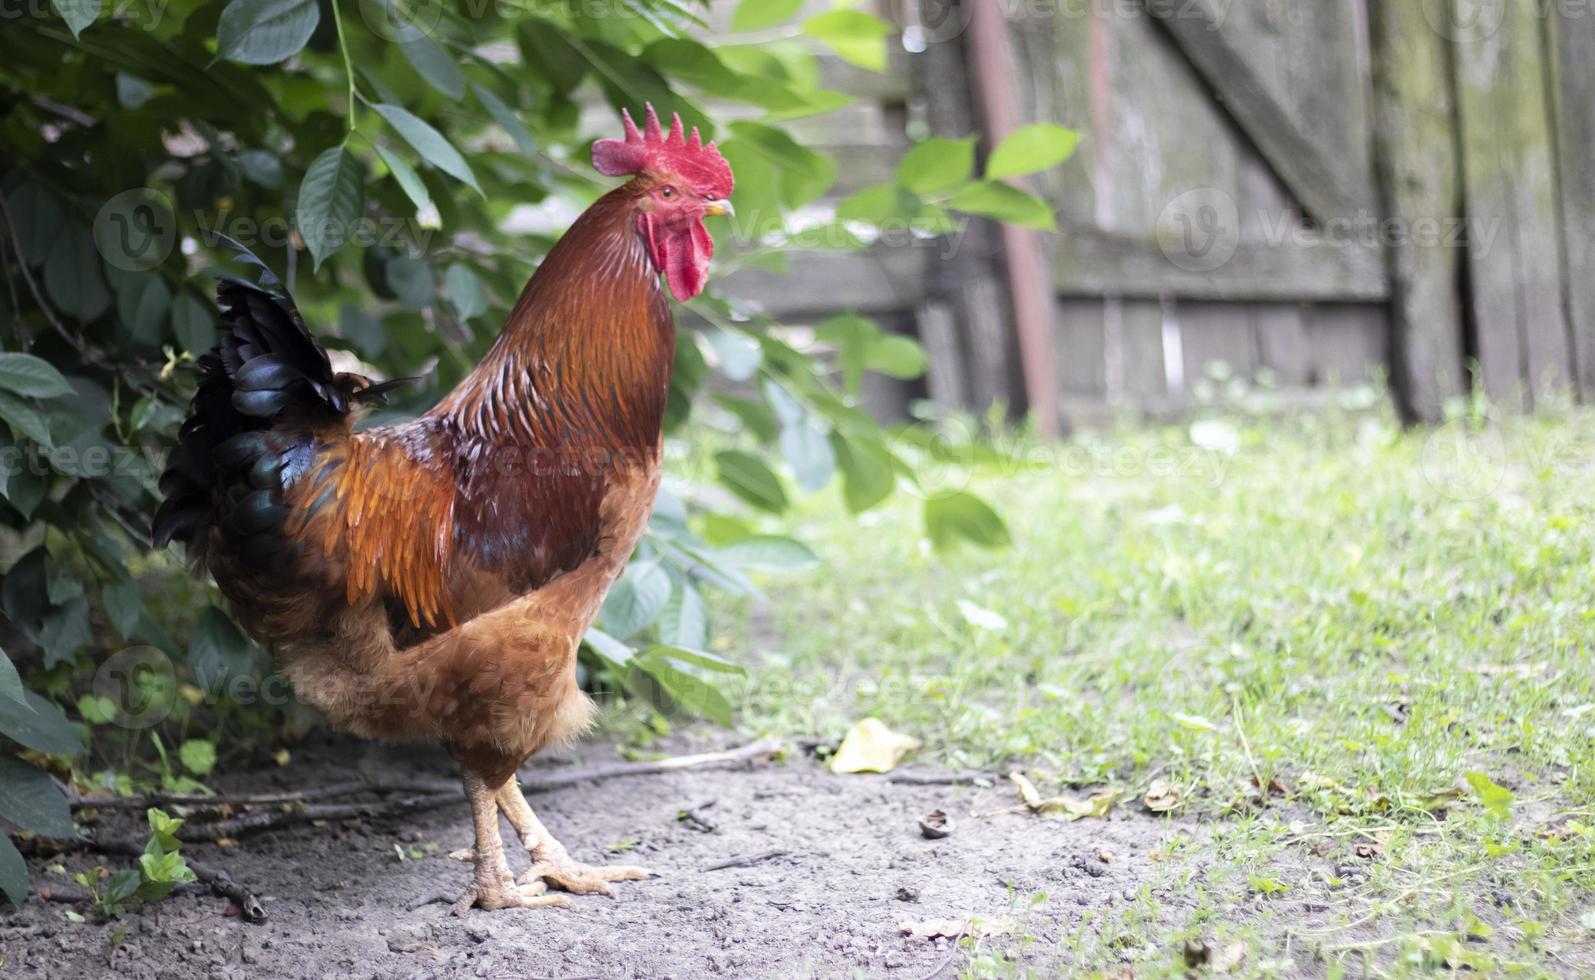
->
<box><xmin>156</xmin><ymin>181</ymin><xmax>675</xmax><ymax>784</ymax></box>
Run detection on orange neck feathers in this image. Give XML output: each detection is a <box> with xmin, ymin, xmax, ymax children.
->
<box><xmin>434</xmin><ymin>183</ymin><xmax>675</xmax><ymax>452</ymax></box>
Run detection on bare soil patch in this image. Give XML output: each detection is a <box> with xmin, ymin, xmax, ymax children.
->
<box><xmin>0</xmin><ymin>734</ymin><xmax>1178</xmax><ymax>978</ymax></box>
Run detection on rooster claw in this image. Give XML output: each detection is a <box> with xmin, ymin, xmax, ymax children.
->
<box><xmin>452</xmin><ymin>879</ymin><xmax>571</xmax><ymax>915</ymax></box>
<box><xmin>519</xmin><ymin>860</ymin><xmax>655</xmax><ymax>896</ymax></box>
<box><xmin>447</xmin><ymin>847</ymin><xmax>475</xmax><ymax>862</ymax></box>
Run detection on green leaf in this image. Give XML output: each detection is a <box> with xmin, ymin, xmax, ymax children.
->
<box><xmin>1464</xmin><ymin>771</ymin><xmax>1515</xmax><ymax>820</ymax></box>
<box><xmin>634</xmin><ymin>650</ymin><xmax>734</xmax><ymax>726</ymax></box>
<box><xmin>296</xmin><ymin>145</ymin><xmax>363</xmax><ymax>272</ymax></box>
<box><xmin>658</xmin><ymin>583</ymin><xmax>708</xmax><ymax>650</ymax></box>
<box><xmin>146</xmin><ymin>808</ymin><xmax>183</xmax><ymax>851</ymax></box>
<box><xmin>373</xmin><ymin>104</ymin><xmax>481</xmax><ymax>193</ymax></box>
<box><xmin>471</xmin><ymin>85</ymin><xmax>536</xmax><ymax>157</ymax></box>
<box><xmin>724</xmin><ymin>121</ymin><xmax>836</xmax><ymax>210</ymax></box>
<box><xmin>717</xmin><ymin>535</ymin><xmax>821</xmax><ymax>572</ymax></box>
<box><xmin>947</xmin><ymin>181</ymin><xmax>1057</xmax><ymax>231</ymax></box>
<box><xmin>780</xmin><ymin>416</ymin><xmax>836</xmax><ymax>493</ymax></box>
<box><xmin>444</xmin><ymin>264</ymin><xmax>486</xmax><ymax>320</ymax></box>
<box><xmin>385</xmin><ymin>256</ymin><xmax>434</xmax><ymax>308</ymax></box>
<box><xmin>237</xmin><ymin>149</ymin><xmax>284</xmax><ymax>189</ymax></box>
<box><xmin>43</xmin><ymin>222</ymin><xmax>109</xmax><ymax>321</ymax></box>
<box><xmin>116</xmin><ymin>271</ymin><xmax>171</xmax><ymax>345</ymax></box>
<box><xmin>179</xmin><ymin>739</ymin><xmax>217</xmax><ymax>776</ymax></box>
<box><xmin>986</xmin><ymin>124</ymin><xmax>1081</xmax><ymax>181</ymax></box>
<box><xmin>187</xmin><ymin>607</ymin><xmax>255</xmax><ymax>694</ymax></box>
<box><xmin>400</xmin><ymin>32</ymin><xmax>465</xmax><ymax>99</ymax></box>
<box><xmin>703</xmin><ymin>329</ymin><xmax>761</xmax><ymax>382</ymax></box>
<box><xmin>925</xmin><ymin>491</ymin><xmax>1011</xmax><ymax>550</ymax></box>
<box><xmin>0</xmin><ymin>354</ymin><xmax>72</xmax><ymax>399</ymax></box>
<box><xmin>832</xmin><ymin>435</ymin><xmax>896</xmax><ymax>514</ymax></box>
<box><xmin>101</xmin><ymin>580</ymin><xmax>144</xmax><ymax>640</ymax></box>
<box><xmin>51</xmin><ymin>0</ymin><xmax>100</xmax><ymax>38</ymax></box>
<box><xmin>0</xmin><ymin>648</ymin><xmax>23</xmax><ymax>705</ymax></box>
<box><xmin>715</xmin><ymin>449</ymin><xmax>788</xmax><ymax>513</ymax></box>
<box><xmin>76</xmin><ymin>694</ymin><xmax>117</xmax><ymax>725</ymax></box>
<box><xmin>897</xmin><ymin>137</ymin><xmax>977</xmax><ymax>195</ymax></box>
<box><xmin>0</xmin><ymin>756</ymin><xmax>77</xmax><ymax>838</ymax></box>
<box><xmin>865</xmin><ymin>334</ymin><xmax>929</xmax><ymax>380</ymax></box>
<box><xmin>583</xmin><ymin>627</ymin><xmax>635</xmax><ymax>671</ymax></box>
<box><xmin>646</xmin><ymin>646</ymin><xmax>745</xmax><ymax>676</ymax></box>
<box><xmin>802</xmin><ymin>10</ymin><xmax>893</xmax><ymax>72</ymax></box>
<box><xmin>216</xmin><ymin>0</ymin><xmax>319</xmax><ymax>65</ymax></box>
<box><xmin>601</xmin><ymin>560</ymin><xmax>672</xmax><ymax>639</ymax></box>
<box><xmin>374</xmin><ymin>145</ymin><xmax>431</xmax><ymax>215</ymax></box>
<box><xmin>0</xmin><ymin>393</ymin><xmax>53</xmax><ymax>448</ymax></box>
<box><xmin>3</xmin><ymin>466</ymin><xmax>48</xmax><ymax>519</ymax></box>
<box><xmin>339</xmin><ymin>305</ymin><xmax>387</xmax><ymax>358</ymax></box>
<box><xmin>0</xmin><ymin>690</ymin><xmax>84</xmax><ymax>756</ymax></box>
<box><xmin>732</xmin><ymin>0</ymin><xmax>802</xmax><ymax>31</ymax></box>
<box><xmin>171</xmin><ymin>293</ymin><xmax>216</xmax><ymax>354</ymax></box>
<box><xmin>40</xmin><ymin>597</ymin><xmax>92</xmax><ymax>667</ymax></box>
<box><xmin>0</xmin><ymin>833</ymin><xmax>25</xmax><ymax>907</ymax></box>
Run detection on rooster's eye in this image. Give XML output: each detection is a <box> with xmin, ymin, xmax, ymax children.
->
<box><xmin>660</xmin><ymin>186</ymin><xmax>675</xmax><ymax>199</ymax></box>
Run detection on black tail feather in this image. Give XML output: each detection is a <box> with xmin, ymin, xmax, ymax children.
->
<box><xmin>153</xmin><ymin>240</ymin><xmax>356</xmax><ymax>555</ymax></box>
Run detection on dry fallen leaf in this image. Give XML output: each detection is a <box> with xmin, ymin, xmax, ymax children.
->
<box><xmin>1143</xmin><ymin>778</ymin><xmax>1183</xmax><ymax>813</ymax></box>
<box><xmin>830</xmin><ymin>718</ymin><xmax>922</xmax><ymax>774</ymax></box>
<box><xmin>1212</xmin><ymin>941</ymin><xmax>1248</xmax><ymax>973</ymax></box>
<box><xmin>899</xmin><ymin>915</ymin><xmax>1012</xmax><ymax>941</ymax></box>
<box><xmin>1006</xmin><ymin>772</ymin><xmax>1123</xmax><ymax>821</ymax></box>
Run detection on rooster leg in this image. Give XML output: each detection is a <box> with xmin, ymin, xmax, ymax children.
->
<box><xmin>452</xmin><ymin>771</ymin><xmax>571</xmax><ymax>913</ymax></box>
<box><xmin>496</xmin><ymin>780</ymin><xmax>654</xmax><ymax>896</ymax></box>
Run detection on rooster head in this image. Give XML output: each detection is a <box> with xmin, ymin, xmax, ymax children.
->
<box><xmin>592</xmin><ymin>104</ymin><xmax>735</xmax><ymax>301</ymax></box>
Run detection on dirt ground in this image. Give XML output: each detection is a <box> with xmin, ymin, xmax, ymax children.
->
<box><xmin>0</xmin><ymin>733</ymin><xmax>1181</xmax><ymax>979</ymax></box>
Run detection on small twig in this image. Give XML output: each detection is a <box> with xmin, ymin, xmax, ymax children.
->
<box><xmin>177</xmin><ymin>792</ymin><xmax>460</xmax><ymax>841</ymax></box>
<box><xmin>917</xmin><ymin>923</ymin><xmax>970</xmax><ymax>980</ymax></box>
<box><xmin>519</xmin><ymin>738</ymin><xmax>785</xmax><ymax>792</ymax></box>
<box><xmin>703</xmin><ymin>848</ymin><xmax>786</xmax><ymax>872</ymax></box>
<box><xmin>888</xmin><ymin>770</ymin><xmax>992</xmax><ymax>787</ymax></box>
<box><xmin>72</xmin><ymin>739</ymin><xmax>787</xmax><ymax>815</ymax></box>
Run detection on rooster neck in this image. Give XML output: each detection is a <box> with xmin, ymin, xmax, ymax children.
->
<box><xmin>434</xmin><ymin>185</ymin><xmax>675</xmax><ymax>451</ymax></box>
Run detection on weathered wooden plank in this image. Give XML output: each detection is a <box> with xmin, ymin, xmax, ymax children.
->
<box><xmin>1453</xmin><ymin>0</ymin><xmax>1571</xmax><ymax>409</ymax></box>
<box><xmin>1304</xmin><ymin>305</ymin><xmax>1386</xmax><ymax>387</ymax></box>
<box><xmin>719</xmin><ymin>246</ymin><xmax>927</xmax><ymax>318</ymax></box>
<box><xmin>1144</xmin><ymin>0</ymin><xmax>1375</xmax><ymax>222</ymax></box>
<box><xmin>1175</xmin><ymin>302</ymin><xmax>1258</xmax><ymax>387</ymax></box>
<box><xmin>1053</xmin><ymin>226</ymin><xmax>1388</xmax><ymax>303</ymax></box>
<box><xmin>1055</xmin><ymin>299</ymin><xmax>1108</xmax><ymax>396</ymax></box>
<box><xmin>1551</xmin><ymin>7</ymin><xmax>1595</xmax><ymax>398</ymax></box>
<box><xmin>1252</xmin><ymin>304</ymin><xmax>1313</xmax><ymax>387</ymax></box>
<box><xmin>1368</xmin><ymin>0</ymin><xmax>1466</xmax><ymax>422</ymax></box>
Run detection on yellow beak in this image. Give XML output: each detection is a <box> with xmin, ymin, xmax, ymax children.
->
<box><xmin>704</xmin><ymin>199</ymin><xmax>735</xmax><ymax>218</ymax></box>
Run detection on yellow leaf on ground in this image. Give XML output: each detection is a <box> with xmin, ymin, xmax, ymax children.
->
<box><xmin>899</xmin><ymin>915</ymin><xmax>1013</xmax><ymax>941</ymax></box>
<box><xmin>1144</xmin><ymin>778</ymin><xmax>1183</xmax><ymax>812</ymax></box>
<box><xmin>830</xmin><ymin>718</ymin><xmax>922</xmax><ymax>774</ymax></box>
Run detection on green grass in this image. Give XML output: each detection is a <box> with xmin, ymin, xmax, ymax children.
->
<box><xmin>705</xmin><ymin>405</ymin><xmax>1595</xmax><ymax>977</ymax></box>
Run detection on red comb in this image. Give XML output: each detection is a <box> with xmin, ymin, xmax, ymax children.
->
<box><xmin>592</xmin><ymin>104</ymin><xmax>734</xmax><ymax>200</ymax></box>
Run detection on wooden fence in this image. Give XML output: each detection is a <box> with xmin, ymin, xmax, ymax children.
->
<box><xmin>712</xmin><ymin>0</ymin><xmax>1595</xmax><ymax>428</ymax></box>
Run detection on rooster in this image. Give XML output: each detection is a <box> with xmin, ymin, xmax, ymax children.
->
<box><xmin>153</xmin><ymin>106</ymin><xmax>734</xmax><ymax>912</ymax></box>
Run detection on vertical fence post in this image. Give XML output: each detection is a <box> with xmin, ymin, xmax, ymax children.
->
<box><xmin>1368</xmin><ymin>0</ymin><xmax>1466</xmax><ymax>423</ymax></box>
<box><xmin>1549</xmin><ymin>6</ymin><xmax>1595</xmax><ymax>399</ymax></box>
<box><xmin>915</xmin><ymin>1</ymin><xmax>1022</xmax><ymax>420</ymax></box>
<box><xmin>966</xmin><ymin>0</ymin><xmax>1061</xmax><ymax>439</ymax></box>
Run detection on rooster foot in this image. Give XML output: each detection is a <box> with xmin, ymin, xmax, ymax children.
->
<box><xmin>518</xmin><ymin>858</ymin><xmax>654</xmax><ymax>897</ymax></box>
<box><xmin>447</xmin><ymin>847</ymin><xmax>475</xmax><ymax>862</ymax></box>
<box><xmin>452</xmin><ymin>875</ymin><xmax>571</xmax><ymax>914</ymax></box>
